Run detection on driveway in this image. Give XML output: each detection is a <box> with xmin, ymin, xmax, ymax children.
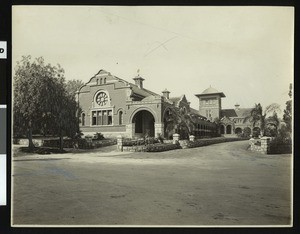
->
<box><xmin>12</xmin><ymin>141</ymin><xmax>292</xmax><ymax>226</ymax></box>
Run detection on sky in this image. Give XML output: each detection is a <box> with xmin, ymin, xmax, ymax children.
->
<box><xmin>12</xmin><ymin>6</ymin><xmax>294</xmax><ymax>111</ymax></box>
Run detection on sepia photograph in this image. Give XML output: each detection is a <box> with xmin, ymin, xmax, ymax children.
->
<box><xmin>11</xmin><ymin>6</ymin><xmax>293</xmax><ymax>227</ymax></box>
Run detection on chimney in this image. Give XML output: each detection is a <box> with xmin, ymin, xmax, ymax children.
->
<box><xmin>133</xmin><ymin>75</ymin><xmax>145</xmax><ymax>89</ymax></box>
<box><xmin>162</xmin><ymin>89</ymin><xmax>170</xmax><ymax>99</ymax></box>
<box><xmin>234</xmin><ymin>103</ymin><xmax>240</xmax><ymax>110</ymax></box>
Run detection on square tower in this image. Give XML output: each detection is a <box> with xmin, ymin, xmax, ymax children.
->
<box><xmin>195</xmin><ymin>86</ymin><xmax>225</xmax><ymax>121</ymax></box>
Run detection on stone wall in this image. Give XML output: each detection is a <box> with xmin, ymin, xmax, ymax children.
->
<box><xmin>249</xmin><ymin>137</ymin><xmax>274</xmax><ymax>154</ymax></box>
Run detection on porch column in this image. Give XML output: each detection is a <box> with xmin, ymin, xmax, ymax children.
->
<box><xmin>155</xmin><ymin>123</ymin><xmax>164</xmax><ymax>137</ymax></box>
<box><xmin>126</xmin><ymin>123</ymin><xmax>134</xmax><ymax>139</ymax></box>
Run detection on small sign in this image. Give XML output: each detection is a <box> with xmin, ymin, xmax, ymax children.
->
<box><xmin>0</xmin><ymin>41</ymin><xmax>7</xmax><ymax>59</ymax></box>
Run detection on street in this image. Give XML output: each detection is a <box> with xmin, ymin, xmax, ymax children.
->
<box><xmin>12</xmin><ymin>141</ymin><xmax>292</xmax><ymax>226</ymax></box>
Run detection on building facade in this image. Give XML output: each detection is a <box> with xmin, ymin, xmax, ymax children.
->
<box><xmin>195</xmin><ymin>87</ymin><xmax>260</xmax><ymax>137</ymax></box>
<box><xmin>77</xmin><ymin>69</ymin><xmax>216</xmax><ymax>139</ymax></box>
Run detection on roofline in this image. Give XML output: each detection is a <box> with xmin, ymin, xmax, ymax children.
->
<box><xmin>195</xmin><ymin>92</ymin><xmax>226</xmax><ymax>98</ymax></box>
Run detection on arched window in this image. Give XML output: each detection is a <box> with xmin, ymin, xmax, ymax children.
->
<box><xmin>104</xmin><ymin>78</ymin><xmax>107</xmax><ymax>84</ymax></box>
<box><xmin>82</xmin><ymin>113</ymin><xmax>85</xmax><ymax>126</ymax></box>
<box><xmin>100</xmin><ymin>78</ymin><xmax>103</xmax><ymax>85</ymax></box>
<box><xmin>96</xmin><ymin>78</ymin><xmax>99</xmax><ymax>85</ymax></box>
<box><xmin>119</xmin><ymin>111</ymin><xmax>123</xmax><ymax>125</ymax></box>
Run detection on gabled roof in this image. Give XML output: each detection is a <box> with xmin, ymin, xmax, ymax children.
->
<box><xmin>221</xmin><ymin>109</ymin><xmax>238</xmax><ymax>118</ymax></box>
<box><xmin>190</xmin><ymin>107</ymin><xmax>206</xmax><ymax>119</ymax></box>
<box><xmin>85</xmin><ymin>69</ymin><xmax>159</xmax><ymax>98</ymax></box>
<box><xmin>169</xmin><ymin>97</ymin><xmax>181</xmax><ymax>106</ymax></box>
<box><xmin>235</xmin><ymin>108</ymin><xmax>253</xmax><ymax>117</ymax></box>
<box><xmin>221</xmin><ymin>108</ymin><xmax>253</xmax><ymax>118</ymax></box>
<box><xmin>169</xmin><ymin>95</ymin><xmax>189</xmax><ymax>106</ymax></box>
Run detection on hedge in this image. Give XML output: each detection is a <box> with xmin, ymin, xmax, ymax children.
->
<box><xmin>144</xmin><ymin>143</ymin><xmax>181</xmax><ymax>152</ymax></box>
<box><xmin>186</xmin><ymin>137</ymin><xmax>247</xmax><ymax>148</ymax></box>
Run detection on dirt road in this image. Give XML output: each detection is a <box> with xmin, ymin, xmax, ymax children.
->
<box><xmin>12</xmin><ymin>141</ymin><xmax>292</xmax><ymax>226</ymax></box>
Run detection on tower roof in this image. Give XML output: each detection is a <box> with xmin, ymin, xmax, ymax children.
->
<box><xmin>195</xmin><ymin>86</ymin><xmax>225</xmax><ymax>98</ymax></box>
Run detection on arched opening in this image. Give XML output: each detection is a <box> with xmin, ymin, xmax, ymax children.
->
<box><xmin>104</xmin><ymin>78</ymin><xmax>107</xmax><ymax>84</ymax></box>
<box><xmin>81</xmin><ymin>113</ymin><xmax>85</xmax><ymax>126</ymax></box>
<box><xmin>132</xmin><ymin>110</ymin><xmax>155</xmax><ymax>138</ymax></box>
<box><xmin>226</xmin><ymin>125</ymin><xmax>232</xmax><ymax>134</ymax></box>
<box><xmin>220</xmin><ymin>125</ymin><xmax>225</xmax><ymax>134</ymax></box>
<box><xmin>235</xmin><ymin>127</ymin><xmax>242</xmax><ymax>134</ymax></box>
<box><xmin>252</xmin><ymin>127</ymin><xmax>261</xmax><ymax>138</ymax></box>
<box><xmin>119</xmin><ymin>111</ymin><xmax>123</xmax><ymax>125</ymax></box>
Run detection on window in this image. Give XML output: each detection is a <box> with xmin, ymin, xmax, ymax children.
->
<box><xmin>82</xmin><ymin>113</ymin><xmax>85</xmax><ymax>126</ymax></box>
<box><xmin>119</xmin><ymin>111</ymin><xmax>123</xmax><ymax>125</ymax></box>
<box><xmin>104</xmin><ymin>78</ymin><xmax>107</xmax><ymax>84</ymax></box>
<box><xmin>100</xmin><ymin>78</ymin><xmax>103</xmax><ymax>85</ymax></box>
<box><xmin>95</xmin><ymin>92</ymin><xmax>108</xmax><ymax>106</ymax></box>
<box><xmin>92</xmin><ymin>112</ymin><xmax>97</xmax><ymax>125</ymax></box>
<box><xmin>91</xmin><ymin>110</ymin><xmax>113</xmax><ymax>126</ymax></box>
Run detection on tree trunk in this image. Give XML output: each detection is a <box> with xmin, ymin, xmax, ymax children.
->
<box><xmin>27</xmin><ymin>121</ymin><xmax>35</xmax><ymax>151</ymax></box>
<box><xmin>59</xmin><ymin>130</ymin><xmax>64</xmax><ymax>152</ymax></box>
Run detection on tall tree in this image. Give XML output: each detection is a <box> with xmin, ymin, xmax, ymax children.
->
<box><xmin>13</xmin><ymin>56</ymin><xmax>78</xmax><ymax>151</ymax></box>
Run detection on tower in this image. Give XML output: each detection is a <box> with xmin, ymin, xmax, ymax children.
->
<box><xmin>195</xmin><ymin>86</ymin><xmax>225</xmax><ymax>121</ymax></box>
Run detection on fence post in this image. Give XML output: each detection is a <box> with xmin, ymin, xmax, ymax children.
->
<box><xmin>173</xmin><ymin>133</ymin><xmax>180</xmax><ymax>144</ymax></box>
<box><xmin>249</xmin><ymin>137</ymin><xmax>255</xmax><ymax>151</ymax></box>
<box><xmin>189</xmin><ymin>135</ymin><xmax>195</xmax><ymax>142</ymax></box>
<box><xmin>260</xmin><ymin>136</ymin><xmax>270</xmax><ymax>154</ymax></box>
<box><xmin>117</xmin><ymin>135</ymin><xmax>123</xmax><ymax>152</ymax></box>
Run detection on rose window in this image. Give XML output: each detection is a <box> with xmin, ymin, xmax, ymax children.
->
<box><xmin>96</xmin><ymin>92</ymin><xmax>108</xmax><ymax>106</ymax></box>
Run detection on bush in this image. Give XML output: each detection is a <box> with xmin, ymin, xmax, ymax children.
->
<box><xmin>93</xmin><ymin>132</ymin><xmax>104</xmax><ymax>140</ymax></box>
<box><xmin>145</xmin><ymin>143</ymin><xmax>181</xmax><ymax>152</ymax></box>
<box><xmin>269</xmin><ymin>137</ymin><xmax>292</xmax><ymax>154</ymax></box>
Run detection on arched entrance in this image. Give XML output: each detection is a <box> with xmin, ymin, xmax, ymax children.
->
<box><xmin>235</xmin><ymin>127</ymin><xmax>242</xmax><ymax>134</ymax></box>
<box><xmin>132</xmin><ymin>110</ymin><xmax>155</xmax><ymax>138</ymax></box>
<box><xmin>226</xmin><ymin>125</ymin><xmax>232</xmax><ymax>134</ymax></box>
<box><xmin>220</xmin><ymin>125</ymin><xmax>225</xmax><ymax>134</ymax></box>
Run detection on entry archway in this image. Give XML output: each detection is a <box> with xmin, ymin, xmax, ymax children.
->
<box><xmin>226</xmin><ymin>125</ymin><xmax>232</xmax><ymax>134</ymax></box>
<box><xmin>132</xmin><ymin>110</ymin><xmax>155</xmax><ymax>138</ymax></box>
<box><xmin>235</xmin><ymin>127</ymin><xmax>242</xmax><ymax>134</ymax></box>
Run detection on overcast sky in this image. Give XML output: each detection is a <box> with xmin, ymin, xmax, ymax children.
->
<box><xmin>12</xmin><ymin>6</ymin><xmax>294</xmax><ymax>111</ymax></box>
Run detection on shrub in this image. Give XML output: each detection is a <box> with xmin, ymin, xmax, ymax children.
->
<box><xmin>269</xmin><ymin>137</ymin><xmax>292</xmax><ymax>154</ymax></box>
<box><xmin>93</xmin><ymin>132</ymin><xmax>105</xmax><ymax>140</ymax></box>
<box><xmin>145</xmin><ymin>143</ymin><xmax>181</xmax><ymax>152</ymax></box>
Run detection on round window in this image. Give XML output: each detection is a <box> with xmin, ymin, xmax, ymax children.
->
<box><xmin>96</xmin><ymin>92</ymin><xmax>108</xmax><ymax>106</ymax></box>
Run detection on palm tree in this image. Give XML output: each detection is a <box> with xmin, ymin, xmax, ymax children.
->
<box><xmin>245</xmin><ymin>103</ymin><xmax>281</xmax><ymax>136</ymax></box>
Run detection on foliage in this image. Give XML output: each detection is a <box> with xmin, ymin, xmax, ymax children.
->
<box><xmin>65</xmin><ymin>79</ymin><xmax>85</xmax><ymax>96</ymax></box>
<box><xmin>245</xmin><ymin>103</ymin><xmax>281</xmax><ymax>136</ymax></box>
<box><xmin>186</xmin><ymin>137</ymin><xmax>246</xmax><ymax>148</ymax></box>
<box><xmin>241</xmin><ymin>127</ymin><xmax>251</xmax><ymax>138</ymax></box>
<box><xmin>164</xmin><ymin>106</ymin><xmax>205</xmax><ymax>140</ymax></box>
<box><xmin>13</xmin><ymin>56</ymin><xmax>79</xmax><ymax>151</ymax></box>
<box><xmin>93</xmin><ymin>132</ymin><xmax>105</xmax><ymax>140</ymax></box>
<box><xmin>144</xmin><ymin>143</ymin><xmax>180</xmax><ymax>152</ymax></box>
<box><xmin>283</xmin><ymin>100</ymin><xmax>292</xmax><ymax>133</ymax></box>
